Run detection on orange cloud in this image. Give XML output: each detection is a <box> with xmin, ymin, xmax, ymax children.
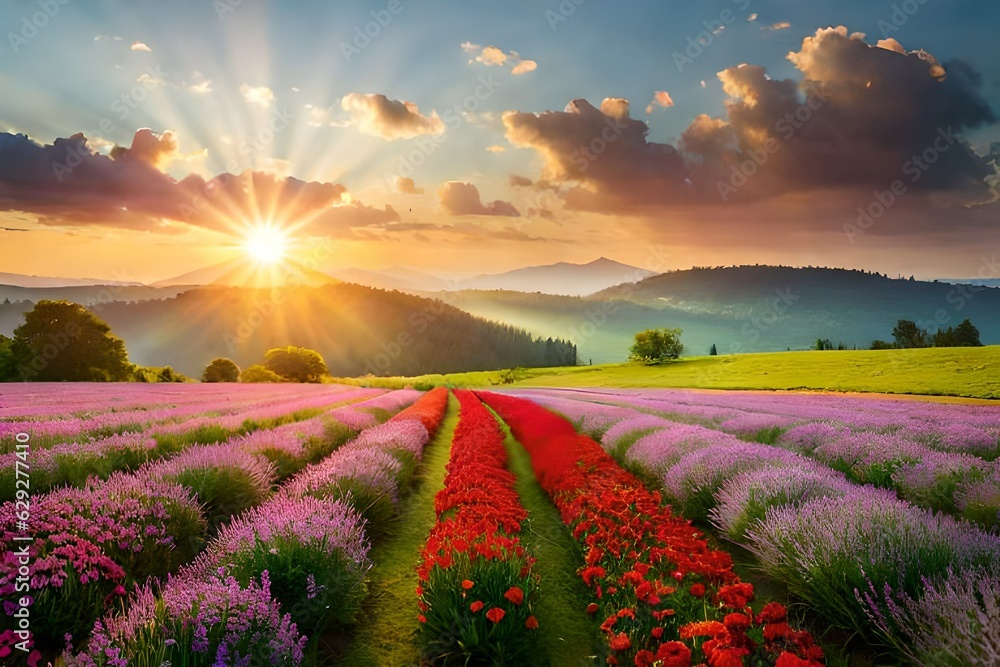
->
<box><xmin>341</xmin><ymin>93</ymin><xmax>444</xmax><ymax>140</ymax></box>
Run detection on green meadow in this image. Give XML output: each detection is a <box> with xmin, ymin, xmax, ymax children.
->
<box><xmin>336</xmin><ymin>346</ymin><xmax>1000</xmax><ymax>401</ymax></box>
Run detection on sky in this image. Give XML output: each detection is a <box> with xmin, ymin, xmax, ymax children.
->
<box><xmin>0</xmin><ymin>0</ymin><xmax>998</xmax><ymax>283</ymax></box>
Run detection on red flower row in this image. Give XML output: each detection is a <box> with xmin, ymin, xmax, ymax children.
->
<box><xmin>391</xmin><ymin>386</ymin><xmax>449</xmax><ymax>432</ymax></box>
<box><xmin>415</xmin><ymin>390</ymin><xmax>538</xmax><ymax>662</ymax></box>
<box><xmin>478</xmin><ymin>392</ymin><xmax>823</xmax><ymax>667</ymax></box>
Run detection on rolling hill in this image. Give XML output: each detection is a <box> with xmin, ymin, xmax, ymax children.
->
<box><xmin>88</xmin><ymin>283</ymin><xmax>575</xmax><ymax>377</ymax></box>
<box><xmin>459</xmin><ymin>257</ymin><xmax>654</xmax><ymax>296</ymax></box>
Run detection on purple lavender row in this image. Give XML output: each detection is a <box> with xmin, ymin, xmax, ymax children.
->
<box><xmin>0</xmin><ymin>382</ymin><xmax>372</xmax><ymax>419</ymax></box>
<box><xmin>0</xmin><ymin>385</ymin><xmax>383</xmax><ymax>449</ymax></box>
<box><xmin>64</xmin><ymin>393</ymin><xmax>434</xmax><ymax>663</ymax></box>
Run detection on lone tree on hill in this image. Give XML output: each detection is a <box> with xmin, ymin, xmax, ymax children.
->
<box><xmin>202</xmin><ymin>357</ymin><xmax>241</xmax><ymax>382</ymax></box>
<box><xmin>709</xmin><ymin>343</ymin><xmax>718</xmax><ymax>356</ymax></box>
<box><xmin>263</xmin><ymin>346</ymin><xmax>328</xmax><ymax>382</ymax></box>
<box><xmin>8</xmin><ymin>300</ymin><xmax>132</xmax><ymax>381</ymax></box>
<box><xmin>629</xmin><ymin>328</ymin><xmax>684</xmax><ymax>364</ymax></box>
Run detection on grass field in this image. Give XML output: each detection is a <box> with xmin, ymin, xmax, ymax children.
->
<box><xmin>336</xmin><ymin>346</ymin><xmax>1000</xmax><ymax>401</ymax></box>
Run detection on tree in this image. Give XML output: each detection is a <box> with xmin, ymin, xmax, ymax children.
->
<box><xmin>892</xmin><ymin>320</ymin><xmax>929</xmax><ymax>349</ymax></box>
<box><xmin>628</xmin><ymin>328</ymin><xmax>684</xmax><ymax>364</ymax></box>
<box><xmin>263</xmin><ymin>346</ymin><xmax>328</xmax><ymax>382</ymax></box>
<box><xmin>0</xmin><ymin>335</ymin><xmax>14</xmax><ymax>381</ymax></box>
<box><xmin>202</xmin><ymin>357</ymin><xmax>241</xmax><ymax>382</ymax></box>
<box><xmin>10</xmin><ymin>301</ymin><xmax>132</xmax><ymax>381</ymax></box>
<box><xmin>953</xmin><ymin>319</ymin><xmax>983</xmax><ymax>347</ymax></box>
<box><xmin>709</xmin><ymin>344</ymin><xmax>718</xmax><ymax>356</ymax></box>
<box><xmin>240</xmin><ymin>364</ymin><xmax>285</xmax><ymax>383</ymax></box>
<box><xmin>870</xmin><ymin>339</ymin><xmax>897</xmax><ymax>350</ymax></box>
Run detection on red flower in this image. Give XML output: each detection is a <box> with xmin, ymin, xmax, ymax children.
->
<box><xmin>651</xmin><ymin>627</ymin><xmax>664</xmax><ymax>639</ymax></box>
<box><xmin>582</xmin><ymin>565</ymin><xmax>606</xmax><ymax>586</ymax></box>
<box><xmin>525</xmin><ymin>615</ymin><xmax>539</xmax><ymax>629</ymax></box>
<box><xmin>716</xmin><ymin>583</ymin><xmax>754</xmax><ymax>609</ymax></box>
<box><xmin>504</xmin><ymin>586</ymin><xmax>525</xmax><ymax>605</ymax></box>
<box><xmin>723</xmin><ymin>613</ymin><xmax>751</xmax><ymax>632</ymax></box>
<box><xmin>763</xmin><ymin>622</ymin><xmax>794</xmax><ymax>642</ymax></box>
<box><xmin>775</xmin><ymin>654</ymin><xmax>817</xmax><ymax>667</ymax></box>
<box><xmin>586</xmin><ymin>602</ymin><xmax>600</xmax><ymax>614</ymax></box>
<box><xmin>609</xmin><ymin>632</ymin><xmax>632</xmax><ymax>651</ymax></box>
<box><xmin>689</xmin><ymin>583</ymin><xmax>706</xmax><ymax>598</ymax></box>
<box><xmin>417</xmin><ymin>614</ymin><xmax>427</xmax><ymax>623</ymax></box>
<box><xmin>757</xmin><ymin>601</ymin><xmax>787</xmax><ymax>624</ymax></box>
<box><xmin>461</xmin><ymin>579</ymin><xmax>475</xmax><ymax>590</ymax></box>
<box><xmin>634</xmin><ymin>650</ymin><xmax>655</xmax><ymax>667</ymax></box>
<box><xmin>655</xmin><ymin>641</ymin><xmax>692</xmax><ymax>667</ymax></box>
<box><xmin>486</xmin><ymin>607</ymin><xmax>506</xmax><ymax>624</ymax></box>
<box><xmin>470</xmin><ymin>600</ymin><xmax>484</xmax><ymax>613</ymax></box>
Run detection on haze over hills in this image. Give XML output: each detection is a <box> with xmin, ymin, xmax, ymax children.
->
<box><xmin>0</xmin><ymin>272</ymin><xmax>144</xmax><ymax>288</ymax></box>
<box><xmin>85</xmin><ymin>283</ymin><xmax>575</xmax><ymax>377</ymax></box>
<box><xmin>152</xmin><ymin>258</ymin><xmax>336</xmax><ymax>289</ymax></box>
<box><xmin>3</xmin><ymin>264</ymin><xmax>999</xmax><ymax>371</ymax></box>
<box><xmin>459</xmin><ymin>258</ymin><xmax>655</xmax><ymax>296</ymax></box>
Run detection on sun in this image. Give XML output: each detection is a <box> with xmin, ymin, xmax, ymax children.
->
<box><xmin>243</xmin><ymin>224</ymin><xmax>289</xmax><ymax>265</ymax></box>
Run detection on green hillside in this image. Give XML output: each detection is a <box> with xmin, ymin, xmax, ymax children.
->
<box><xmin>340</xmin><ymin>346</ymin><xmax>1000</xmax><ymax>401</ymax></box>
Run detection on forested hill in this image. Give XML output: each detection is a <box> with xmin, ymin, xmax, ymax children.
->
<box><xmin>89</xmin><ymin>284</ymin><xmax>575</xmax><ymax>377</ymax></box>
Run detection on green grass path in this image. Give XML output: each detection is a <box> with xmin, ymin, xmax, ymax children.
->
<box><xmin>335</xmin><ymin>392</ymin><xmax>460</xmax><ymax>667</ymax></box>
<box><xmin>497</xmin><ymin>416</ymin><xmax>600</xmax><ymax>667</ymax></box>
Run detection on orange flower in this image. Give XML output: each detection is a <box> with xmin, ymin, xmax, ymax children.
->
<box><xmin>470</xmin><ymin>600</ymin><xmax>484</xmax><ymax>613</ymax></box>
<box><xmin>486</xmin><ymin>607</ymin><xmax>506</xmax><ymax>624</ymax></box>
<box><xmin>504</xmin><ymin>586</ymin><xmax>525</xmax><ymax>606</ymax></box>
<box><xmin>461</xmin><ymin>579</ymin><xmax>474</xmax><ymax>590</ymax></box>
<box><xmin>525</xmin><ymin>615</ymin><xmax>539</xmax><ymax>629</ymax></box>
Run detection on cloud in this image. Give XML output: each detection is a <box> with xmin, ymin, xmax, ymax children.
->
<box><xmin>503</xmin><ymin>27</ymin><xmax>996</xmax><ymax>217</ymax></box>
<box><xmin>109</xmin><ymin>128</ymin><xmax>178</xmax><ymax>169</ymax></box>
<box><xmin>486</xmin><ymin>144</ymin><xmax>506</xmax><ymax>153</ymax></box>
<box><xmin>511</xmin><ymin>60</ymin><xmax>538</xmax><ymax>75</ymax></box>
<box><xmin>137</xmin><ymin>72</ymin><xmax>166</xmax><ymax>89</ymax></box>
<box><xmin>508</xmin><ymin>175</ymin><xmax>533</xmax><ymax>187</ymax></box>
<box><xmin>240</xmin><ymin>84</ymin><xmax>274</xmax><ymax>108</ymax></box>
<box><xmin>439</xmin><ymin>181</ymin><xmax>520</xmax><ymax>217</ymax></box>
<box><xmin>763</xmin><ymin>22</ymin><xmax>791</xmax><ymax>31</ymax></box>
<box><xmin>462</xmin><ymin>42</ymin><xmax>538</xmax><ymax>75</ymax></box>
<box><xmin>747</xmin><ymin>13</ymin><xmax>758</xmax><ymax>22</ymax></box>
<box><xmin>395</xmin><ymin>176</ymin><xmax>423</xmax><ymax>194</ymax></box>
<box><xmin>130</xmin><ymin>41</ymin><xmax>152</xmax><ymax>51</ymax></box>
<box><xmin>645</xmin><ymin>91</ymin><xmax>675</xmax><ymax>114</ymax></box>
<box><xmin>341</xmin><ymin>93</ymin><xmax>444</xmax><ymax>140</ymax></box>
<box><xmin>189</xmin><ymin>80</ymin><xmax>212</xmax><ymax>94</ymax></box>
<box><xmin>0</xmin><ymin>130</ymin><xmax>400</xmax><ymax>238</ymax></box>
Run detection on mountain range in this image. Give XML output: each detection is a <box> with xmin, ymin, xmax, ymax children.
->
<box><xmin>2</xmin><ymin>261</ymin><xmax>998</xmax><ymax>374</ymax></box>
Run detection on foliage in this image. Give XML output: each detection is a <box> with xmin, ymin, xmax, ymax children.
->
<box><xmin>933</xmin><ymin>318</ymin><xmax>983</xmax><ymax>347</ymax></box>
<box><xmin>629</xmin><ymin>327</ymin><xmax>684</xmax><ymax>364</ymax></box>
<box><xmin>892</xmin><ymin>319</ymin><xmax>930</xmax><ymax>349</ymax></box>
<box><xmin>264</xmin><ymin>346</ymin><xmax>329</xmax><ymax>383</ymax></box>
<box><xmin>240</xmin><ymin>364</ymin><xmax>285</xmax><ymax>383</ymax></box>
<box><xmin>491</xmin><ymin>367</ymin><xmax>528</xmax><ymax>385</ymax></box>
<box><xmin>9</xmin><ymin>300</ymin><xmax>132</xmax><ymax>381</ymax></box>
<box><xmin>202</xmin><ymin>357</ymin><xmax>241</xmax><ymax>382</ymax></box>
<box><xmin>132</xmin><ymin>365</ymin><xmax>189</xmax><ymax>383</ymax></box>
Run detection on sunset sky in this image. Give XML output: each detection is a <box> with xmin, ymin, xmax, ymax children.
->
<box><xmin>1</xmin><ymin>0</ymin><xmax>998</xmax><ymax>283</ymax></box>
